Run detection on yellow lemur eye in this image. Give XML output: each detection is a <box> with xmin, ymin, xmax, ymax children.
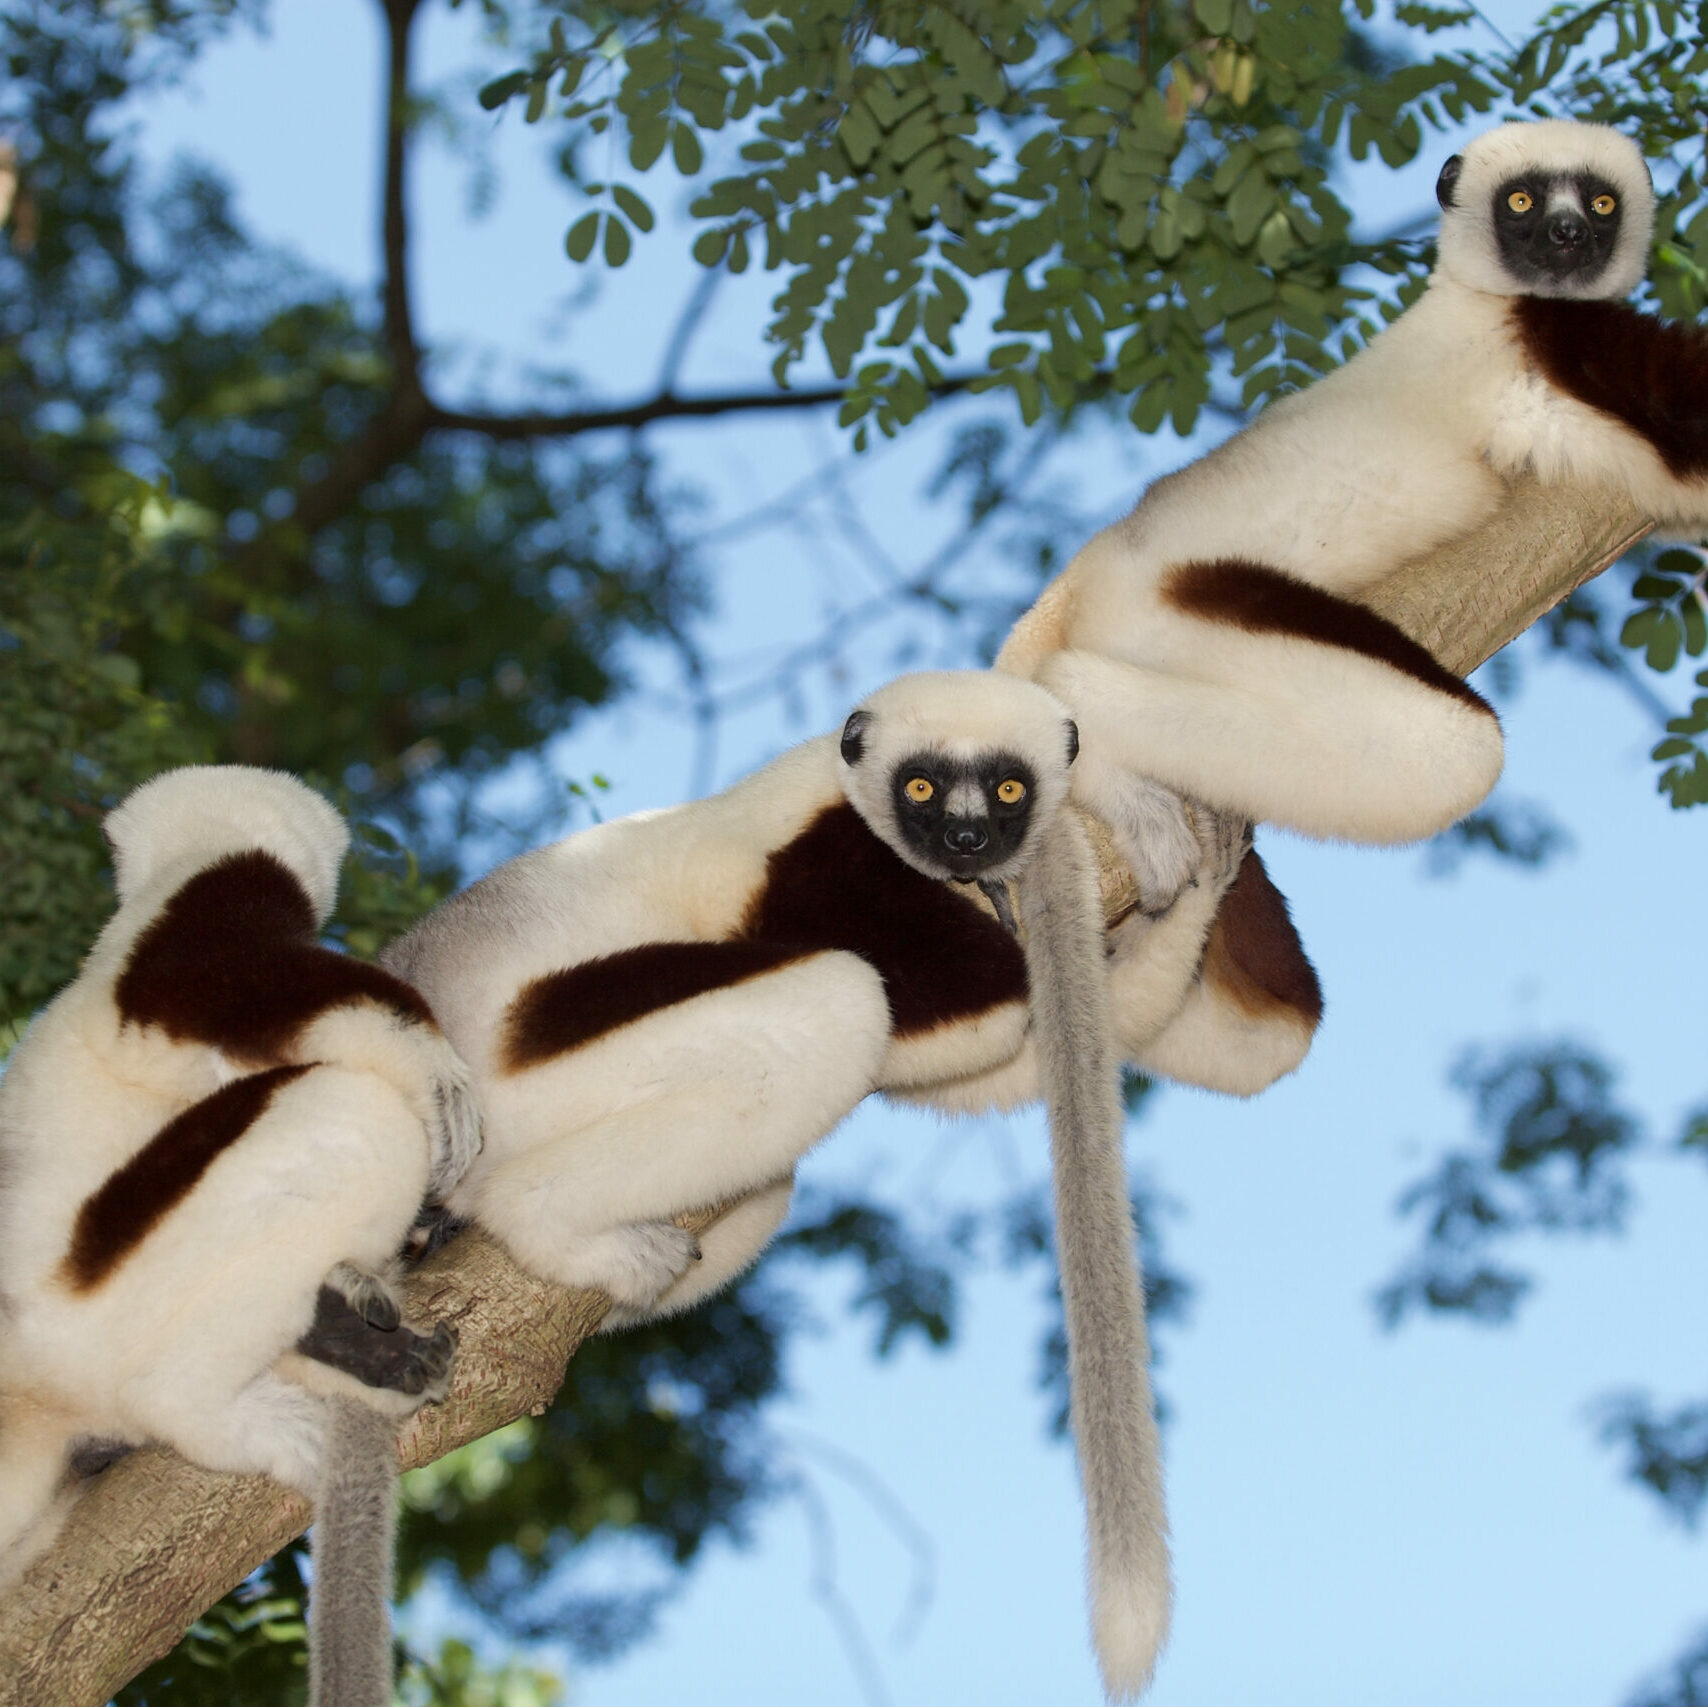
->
<box><xmin>905</xmin><ymin>777</ymin><xmax>934</xmax><ymax>802</ymax></box>
<box><xmin>1591</xmin><ymin>193</ymin><xmax>1617</xmax><ymax>216</ymax></box>
<box><xmin>1507</xmin><ymin>190</ymin><xmax>1533</xmax><ymax>214</ymax></box>
<box><xmin>996</xmin><ymin>779</ymin><xmax>1026</xmax><ymax>804</ymax></box>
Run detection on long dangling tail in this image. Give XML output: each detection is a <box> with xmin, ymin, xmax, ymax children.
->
<box><xmin>308</xmin><ymin>1397</ymin><xmax>400</xmax><ymax>1707</ymax></box>
<box><xmin>1017</xmin><ymin>808</ymin><xmax>1171</xmax><ymax>1700</ymax></box>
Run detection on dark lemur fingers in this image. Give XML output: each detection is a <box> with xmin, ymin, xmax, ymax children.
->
<box><xmin>296</xmin><ymin>1283</ymin><xmax>459</xmax><ymax>1398</ymax></box>
<box><xmin>66</xmin><ymin>1437</ymin><xmax>137</xmax><ymax>1479</ymax></box>
<box><xmin>324</xmin><ymin>1260</ymin><xmax>402</xmax><ymax>1331</ymax></box>
<box><xmin>405</xmin><ymin>1201</ymin><xmax>472</xmax><ymax>1262</ymax></box>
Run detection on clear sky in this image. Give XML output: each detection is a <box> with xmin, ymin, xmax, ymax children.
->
<box><xmin>129</xmin><ymin>5</ymin><xmax>1708</xmax><ymax>1704</ymax></box>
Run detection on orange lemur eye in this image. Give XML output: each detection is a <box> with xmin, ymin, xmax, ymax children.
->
<box><xmin>905</xmin><ymin>777</ymin><xmax>934</xmax><ymax>802</ymax></box>
<box><xmin>1591</xmin><ymin>193</ymin><xmax>1617</xmax><ymax>216</ymax></box>
<box><xmin>996</xmin><ymin>779</ymin><xmax>1026</xmax><ymax>804</ymax></box>
<box><xmin>1507</xmin><ymin>190</ymin><xmax>1533</xmax><ymax>214</ymax></box>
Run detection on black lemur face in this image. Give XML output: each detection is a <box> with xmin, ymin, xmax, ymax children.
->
<box><xmin>1487</xmin><ymin>169</ymin><xmax>1625</xmax><ymax>290</ymax></box>
<box><xmin>887</xmin><ymin>750</ymin><xmax>1038</xmax><ymax>881</ymax></box>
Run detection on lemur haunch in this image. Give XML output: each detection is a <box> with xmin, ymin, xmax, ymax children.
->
<box><xmin>0</xmin><ymin>767</ymin><xmax>480</xmax><ymax>1707</ymax></box>
<box><xmin>383</xmin><ymin>670</ymin><xmax>1321</xmax><ymax>1697</ymax></box>
<box><xmin>999</xmin><ymin>120</ymin><xmax>1708</xmax><ymax>897</ymax></box>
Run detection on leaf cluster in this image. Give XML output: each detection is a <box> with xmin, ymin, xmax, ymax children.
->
<box><xmin>482</xmin><ymin>0</ymin><xmax>1511</xmax><ymax>443</ymax></box>
<box><xmin>1376</xmin><ymin>1041</ymin><xmax>1641</xmax><ymax>1328</ymax></box>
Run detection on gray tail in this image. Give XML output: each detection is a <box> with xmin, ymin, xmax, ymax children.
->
<box><xmin>308</xmin><ymin>1398</ymin><xmax>399</xmax><ymax>1707</ymax></box>
<box><xmin>1018</xmin><ymin>809</ymin><xmax>1171</xmax><ymax>1700</ymax></box>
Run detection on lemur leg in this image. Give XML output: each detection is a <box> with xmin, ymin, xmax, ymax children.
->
<box><xmin>105</xmin><ymin>1066</ymin><xmax>434</xmax><ymax>1485</ymax></box>
<box><xmin>1037</xmin><ymin>600</ymin><xmax>1503</xmax><ymax>845</ymax></box>
<box><xmin>603</xmin><ymin>1176</ymin><xmax>797</xmax><ymax>1330</ymax></box>
<box><xmin>465</xmin><ymin>953</ymin><xmax>890</xmax><ymax>1311</ymax></box>
<box><xmin>0</xmin><ymin>1394</ymin><xmax>80</xmax><ymax>1589</ymax></box>
<box><xmin>292</xmin><ymin>1007</ymin><xmax>483</xmax><ymax>1203</ymax></box>
<box><xmin>1128</xmin><ymin>840</ymin><xmax>1323</xmax><ymax>1096</ymax></box>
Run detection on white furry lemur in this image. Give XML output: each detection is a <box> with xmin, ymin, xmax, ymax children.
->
<box><xmin>0</xmin><ymin>766</ymin><xmax>482</xmax><ymax>1707</ymax></box>
<box><xmin>999</xmin><ymin>120</ymin><xmax>1708</xmax><ymax>909</ymax></box>
<box><xmin>382</xmin><ymin>669</ymin><xmax>1323</xmax><ymax>1698</ymax></box>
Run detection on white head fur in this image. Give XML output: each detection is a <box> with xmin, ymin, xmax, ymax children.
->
<box><xmin>1435</xmin><ymin>120</ymin><xmax>1654</xmax><ymax>300</ymax></box>
<box><xmin>104</xmin><ymin>765</ymin><xmax>349</xmax><ymax>920</ymax></box>
<box><xmin>837</xmin><ymin>671</ymin><xmax>1079</xmax><ymax>884</ymax></box>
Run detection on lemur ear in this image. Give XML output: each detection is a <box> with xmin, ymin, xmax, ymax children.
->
<box><xmin>840</xmin><ymin>709</ymin><xmax>872</xmax><ymax>766</ymax></box>
<box><xmin>1435</xmin><ymin>154</ymin><xmax>1464</xmax><ymax>210</ymax></box>
<box><xmin>1064</xmin><ymin>720</ymin><xmax>1080</xmax><ymax>766</ymax></box>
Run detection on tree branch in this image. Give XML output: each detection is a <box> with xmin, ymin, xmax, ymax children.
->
<box><xmin>0</xmin><ymin>481</ymin><xmax>1652</xmax><ymax>1703</ymax></box>
<box><xmin>422</xmin><ymin>375</ymin><xmax>981</xmax><ymax>441</ymax></box>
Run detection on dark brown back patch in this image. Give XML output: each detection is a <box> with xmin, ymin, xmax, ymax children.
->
<box><xmin>500</xmin><ymin>801</ymin><xmax>1030</xmax><ymax>1071</ymax></box>
<box><xmin>743</xmin><ymin>802</ymin><xmax>1027</xmax><ymax>1038</ymax></box>
<box><xmin>61</xmin><ymin>1064</ymin><xmax>313</xmax><ymax>1291</ymax></box>
<box><xmin>1162</xmin><ymin>558</ymin><xmax>1493</xmax><ymax>716</ymax></box>
<box><xmin>115</xmin><ymin>850</ymin><xmax>434</xmax><ymax>1064</ymax></box>
<box><xmin>503</xmin><ymin>940</ymin><xmax>807</xmax><ymax>1071</ymax></box>
<box><xmin>1513</xmin><ymin>296</ymin><xmax>1708</xmax><ymax>480</ymax></box>
<box><xmin>1205</xmin><ymin>849</ymin><xmax>1323</xmax><ymax>1025</ymax></box>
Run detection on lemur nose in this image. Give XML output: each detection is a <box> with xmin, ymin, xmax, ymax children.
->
<box><xmin>944</xmin><ymin>821</ymin><xmax>988</xmax><ymax>854</ymax></box>
<box><xmin>1548</xmin><ymin>213</ymin><xmax>1588</xmax><ymax>248</ymax></box>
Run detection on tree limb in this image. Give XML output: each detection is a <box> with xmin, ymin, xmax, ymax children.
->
<box><xmin>0</xmin><ymin>481</ymin><xmax>1652</xmax><ymax>1703</ymax></box>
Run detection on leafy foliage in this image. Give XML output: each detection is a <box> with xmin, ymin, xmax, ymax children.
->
<box><xmin>1376</xmin><ymin>1042</ymin><xmax>1641</xmax><ymax>1328</ymax></box>
<box><xmin>1598</xmin><ymin>1394</ymin><xmax>1708</xmax><ymax>1530</ymax></box>
<box><xmin>484</xmin><ymin>0</ymin><xmax>1503</xmax><ymax>444</ymax></box>
<box><xmin>0</xmin><ymin>0</ymin><xmax>700</xmax><ymax>1022</ymax></box>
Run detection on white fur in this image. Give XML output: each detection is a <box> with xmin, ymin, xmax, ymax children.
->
<box><xmin>998</xmin><ymin>120</ymin><xmax>1706</xmax><ymax>879</ymax></box>
<box><xmin>1436</xmin><ymin>121</ymin><xmax>1653</xmax><ymax>300</ymax></box>
<box><xmin>384</xmin><ymin>671</ymin><xmax>1302</xmax><ymax>1699</ymax></box>
<box><xmin>382</xmin><ymin>672</ymin><xmax>1089</xmax><ymax>1317</ymax></box>
<box><xmin>0</xmin><ymin>767</ymin><xmax>457</xmax><ymax>1707</ymax></box>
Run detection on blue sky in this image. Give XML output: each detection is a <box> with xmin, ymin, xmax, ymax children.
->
<box><xmin>128</xmin><ymin>5</ymin><xmax>1708</xmax><ymax>1703</ymax></box>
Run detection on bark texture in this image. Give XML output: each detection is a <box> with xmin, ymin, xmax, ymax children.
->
<box><xmin>0</xmin><ymin>480</ymin><xmax>1651</xmax><ymax>1704</ymax></box>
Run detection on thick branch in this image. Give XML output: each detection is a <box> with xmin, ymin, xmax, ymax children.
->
<box><xmin>0</xmin><ymin>1207</ymin><xmax>727</xmax><ymax>1707</ymax></box>
<box><xmin>0</xmin><ymin>480</ymin><xmax>1652</xmax><ymax>1702</ymax></box>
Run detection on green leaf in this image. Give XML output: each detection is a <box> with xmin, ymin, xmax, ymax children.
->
<box><xmin>603</xmin><ymin>215</ymin><xmax>632</xmax><ymax>267</ymax></box>
<box><xmin>478</xmin><ymin>71</ymin><xmax>529</xmax><ymax>111</ymax></box>
<box><xmin>612</xmin><ymin>184</ymin><xmax>655</xmax><ymax>233</ymax></box>
<box><xmin>564</xmin><ymin>211</ymin><xmax>600</xmax><ymax>262</ymax></box>
<box><xmin>672</xmin><ymin>122</ymin><xmax>704</xmax><ymax>176</ymax></box>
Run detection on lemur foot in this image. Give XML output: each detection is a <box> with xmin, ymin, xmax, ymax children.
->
<box><xmin>405</xmin><ymin>1201</ymin><xmax>473</xmax><ymax>1262</ymax></box>
<box><xmin>296</xmin><ymin>1283</ymin><xmax>459</xmax><ymax>1399</ymax></box>
<box><xmin>573</xmin><ymin>1221</ymin><xmax>702</xmax><ymax>1316</ymax></box>
<box><xmin>1093</xmin><ymin>771</ymin><xmax>1202</xmax><ymax>914</ymax></box>
<box><xmin>424</xmin><ymin>1044</ymin><xmax>484</xmax><ymax>1202</ymax></box>
<box><xmin>1188</xmin><ymin>799</ymin><xmax>1254</xmax><ymax>888</ymax></box>
<box><xmin>326</xmin><ymin>1260</ymin><xmax>402</xmax><ymax>1331</ymax></box>
<box><xmin>67</xmin><ymin>1437</ymin><xmax>136</xmax><ymax>1479</ymax></box>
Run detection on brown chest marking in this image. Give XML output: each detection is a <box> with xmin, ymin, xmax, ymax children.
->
<box><xmin>743</xmin><ymin>802</ymin><xmax>1027</xmax><ymax>1038</ymax></box>
<box><xmin>116</xmin><ymin>850</ymin><xmax>434</xmax><ymax>1064</ymax></box>
<box><xmin>1162</xmin><ymin>558</ymin><xmax>1493</xmax><ymax>716</ymax></box>
<box><xmin>1205</xmin><ymin>848</ymin><xmax>1323</xmax><ymax>1025</ymax></box>
<box><xmin>62</xmin><ymin>1064</ymin><xmax>314</xmax><ymax>1291</ymax></box>
<box><xmin>1513</xmin><ymin>296</ymin><xmax>1708</xmax><ymax>481</ymax></box>
<box><xmin>503</xmin><ymin>940</ymin><xmax>806</xmax><ymax>1071</ymax></box>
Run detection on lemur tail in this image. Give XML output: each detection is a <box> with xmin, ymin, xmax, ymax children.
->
<box><xmin>0</xmin><ymin>1391</ymin><xmax>77</xmax><ymax>1592</ymax></box>
<box><xmin>1018</xmin><ymin>808</ymin><xmax>1171</xmax><ymax>1701</ymax></box>
<box><xmin>308</xmin><ymin>1398</ymin><xmax>400</xmax><ymax>1707</ymax></box>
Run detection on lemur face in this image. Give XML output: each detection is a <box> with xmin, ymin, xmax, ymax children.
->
<box><xmin>836</xmin><ymin>671</ymin><xmax>1079</xmax><ymax>886</ymax></box>
<box><xmin>884</xmin><ymin>750</ymin><xmax>1039</xmax><ymax>881</ymax></box>
<box><xmin>1433</xmin><ymin>121</ymin><xmax>1654</xmax><ymax>301</ymax></box>
<box><xmin>1486</xmin><ymin>169</ymin><xmax>1625</xmax><ymax>291</ymax></box>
